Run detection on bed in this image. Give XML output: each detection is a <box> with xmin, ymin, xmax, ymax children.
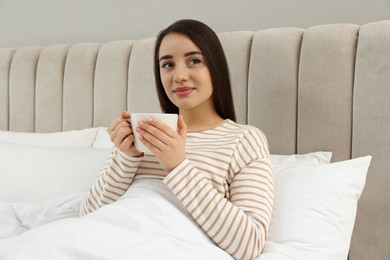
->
<box><xmin>0</xmin><ymin>20</ymin><xmax>389</xmax><ymax>260</ymax></box>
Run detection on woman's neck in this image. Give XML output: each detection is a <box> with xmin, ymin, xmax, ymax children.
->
<box><xmin>180</xmin><ymin>108</ymin><xmax>225</xmax><ymax>133</ymax></box>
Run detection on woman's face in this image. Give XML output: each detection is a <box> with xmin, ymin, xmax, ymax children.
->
<box><xmin>158</xmin><ymin>33</ymin><xmax>214</xmax><ymax>112</ymax></box>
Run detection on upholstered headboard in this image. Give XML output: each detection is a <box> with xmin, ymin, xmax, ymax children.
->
<box><xmin>1</xmin><ymin>20</ymin><xmax>389</xmax><ymax>259</ymax></box>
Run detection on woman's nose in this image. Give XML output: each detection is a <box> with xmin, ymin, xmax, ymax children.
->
<box><xmin>173</xmin><ymin>65</ymin><xmax>189</xmax><ymax>83</ymax></box>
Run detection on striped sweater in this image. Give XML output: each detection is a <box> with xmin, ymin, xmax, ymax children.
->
<box><xmin>81</xmin><ymin>119</ymin><xmax>274</xmax><ymax>260</ymax></box>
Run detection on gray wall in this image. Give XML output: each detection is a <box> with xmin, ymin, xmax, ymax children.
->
<box><xmin>1</xmin><ymin>0</ymin><xmax>390</xmax><ymax>47</ymax></box>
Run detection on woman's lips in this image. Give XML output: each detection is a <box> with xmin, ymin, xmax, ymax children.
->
<box><xmin>174</xmin><ymin>87</ymin><xmax>194</xmax><ymax>97</ymax></box>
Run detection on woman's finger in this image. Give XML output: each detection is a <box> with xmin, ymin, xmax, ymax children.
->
<box><xmin>137</xmin><ymin>126</ymin><xmax>165</xmax><ymax>152</ymax></box>
<box><xmin>108</xmin><ymin>117</ymin><xmax>123</xmax><ymax>135</ymax></box>
<box><xmin>136</xmin><ymin>118</ymin><xmax>177</xmax><ymax>146</ymax></box>
<box><xmin>121</xmin><ymin>111</ymin><xmax>130</xmax><ymax>120</ymax></box>
<box><xmin>111</xmin><ymin>121</ymin><xmax>130</xmax><ymax>140</ymax></box>
<box><xmin>178</xmin><ymin>115</ymin><xmax>187</xmax><ymax>137</ymax></box>
<box><xmin>108</xmin><ymin>111</ymin><xmax>130</xmax><ymax>135</ymax></box>
<box><xmin>119</xmin><ymin>133</ymin><xmax>134</xmax><ymax>151</ymax></box>
<box><xmin>114</xmin><ymin>127</ymin><xmax>132</xmax><ymax>146</ymax></box>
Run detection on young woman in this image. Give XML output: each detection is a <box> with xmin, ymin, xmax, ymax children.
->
<box><xmin>81</xmin><ymin>19</ymin><xmax>274</xmax><ymax>260</ymax></box>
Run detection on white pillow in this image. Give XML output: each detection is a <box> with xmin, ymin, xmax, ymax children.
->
<box><xmin>0</xmin><ymin>140</ymin><xmax>112</xmax><ymax>203</ymax></box>
<box><xmin>93</xmin><ymin>127</ymin><xmax>115</xmax><ymax>149</ymax></box>
<box><xmin>0</xmin><ymin>128</ymin><xmax>99</xmax><ymax>147</ymax></box>
<box><xmin>270</xmin><ymin>151</ymin><xmax>332</xmax><ymax>170</ymax></box>
<box><xmin>258</xmin><ymin>156</ymin><xmax>372</xmax><ymax>260</ymax></box>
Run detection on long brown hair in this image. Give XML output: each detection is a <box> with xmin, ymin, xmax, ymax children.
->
<box><xmin>153</xmin><ymin>19</ymin><xmax>236</xmax><ymax>122</ymax></box>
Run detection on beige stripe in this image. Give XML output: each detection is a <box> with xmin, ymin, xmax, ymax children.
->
<box><xmin>243</xmin><ymin>225</ymin><xmax>255</xmax><ymax>260</ymax></box>
<box><xmin>245</xmin><ymin>211</ymin><xmax>271</xmax><ymax>230</ymax></box>
<box><xmin>238</xmin><ymin>209</ymin><xmax>271</xmax><ymax>229</ymax></box>
<box><xmin>186</xmin><ymin>145</ymin><xmax>234</xmax><ymax>154</ymax></box>
<box><xmin>171</xmin><ymin>166</ymin><xmax>197</xmax><ymax>191</ymax></box>
<box><xmin>164</xmin><ymin>160</ymin><xmax>191</xmax><ymax>186</ymax></box>
<box><xmin>88</xmin><ymin>187</ymin><xmax>99</xmax><ymax>209</ymax></box>
<box><xmin>223</xmin><ymin>120</ymin><xmax>239</xmax><ymax>130</ymax></box>
<box><xmin>232</xmin><ymin>198</ymin><xmax>272</xmax><ymax>217</ymax></box>
<box><xmin>232</xmin><ymin>178</ymin><xmax>273</xmax><ymax>193</ymax></box>
<box><xmin>241</xmin><ymin>209</ymin><xmax>270</xmax><ymax>228</ymax></box>
<box><xmin>238</xmin><ymin>209</ymin><xmax>271</xmax><ymax>227</ymax></box>
<box><xmin>231</xmin><ymin>149</ymin><xmax>245</xmax><ymax>171</ymax></box>
<box><xmin>136</xmin><ymin>173</ymin><xmax>167</xmax><ymax>178</ymax></box>
<box><xmin>222</xmin><ymin>213</ymin><xmax>245</xmax><ymax>252</ymax></box>
<box><xmin>230</xmin><ymin>191</ymin><xmax>272</xmax><ymax>203</ymax></box>
<box><xmin>233</xmin><ymin>171</ymin><xmax>273</xmax><ymax>182</ymax></box>
<box><xmin>190</xmin><ymin>157</ymin><xmax>226</xmax><ymax>172</ymax></box>
<box><xmin>108</xmin><ymin>166</ymin><xmax>134</xmax><ymax>184</ymax></box>
<box><xmin>231</xmin><ymin>216</ymin><xmax>249</xmax><ymax>257</ymax></box>
<box><xmin>112</xmin><ymin>157</ymin><xmax>138</xmax><ymax>172</ymax></box>
<box><xmin>166</xmin><ymin>164</ymin><xmax>224</xmax><ymax>189</ymax></box>
<box><xmin>105</xmin><ymin>178</ymin><xmax>128</xmax><ymax>192</ymax></box>
<box><xmin>100</xmin><ymin>192</ymin><xmax>117</xmax><ymax>204</ymax></box>
<box><xmin>87</xmin><ymin>197</ymin><xmax>97</xmax><ymax>212</ymax></box>
<box><xmin>258</xmin><ymin>228</ymin><xmax>263</xmax><ymax>256</ymax></box>
<box><xmin>207</xmin><ymin>177</ymin><xmax>224</xmax><ymax>190</ymax></box>
<box><xmin>140</xmin><ymin>159</ymin><xmax>160</xmax><ymax>164</ymax></box>
<box><xmin>187</xmin><ymin>134</ymin><xmax>239</xmax><ymax>141</ymax></box>
<box><xmin>187</xmin><ymin>153</ymin><xmax>229</xmax><ymax>167</ymax></box>
<box><xmin>99</xmin><ymin>179</ymin><xmax>124</xmax><ymax>198</ymax></box>
<box><xmin>191</xmin><ymin>189</ymin><xmax>218</xmax><ymax>215</ymax></box>
<box><xmin>238</xmin><ymin>137</ymin><xmax>252</xmax><ymax>161</ymax></box>
<box><xmin>243</xmin><ymin>132</ymin><xmax>257</xmax><ymax>156</ymax></box>
<box><xmin>238</xmin><ymin>148</ymin><xmax>248</xmax><ymax>169</ymax></box>
<box><xmin>96</xmin><ymin>179</ymin><xmax>104</xmax><ymax>197</ymax></box>
<box><xmin>199</xmin><ymin>196</ymin><xmax>225</xmax><ymax>226</ymax></box>
<box><xmin>187</xmin><ymin>139</ymin><xmax>237</xmax><ymax>146</ymax></box>
<box><xmin>207</xmin><ymin>200</ymin><xmax>232</xmax><ymax>234</ymax></box>
<box><xmin>187</xmin><ymin>149</ymin><xmax>231</xmax><ymax>157</ymax></box>
<box><xmin>188</xmin><ymin>127</ymin><xmax>236</xmax><ymax>136</ymax></box>
<box><xmin>215</xmin><ymin>209</ymin><xmax>240</xmax><ymax>245</ymax></box>
<box><xmin>89</xmin><ymin>191</ymin><xmax>100</xmax><ymax>210</ymax></box>
<box><xmin>230</xmin><ymin>184</ymin><xmax>274</xmax><ymax>198</ymax></box>
<box><xmin>192</xmin><ymin>165</ymin><xmax>225</xmax><ymax>179</ymax></box>
<box><xmin>179</xmin><ymin>176</ymin><xmax>204</xmax><ymax>202</ymax></box>
<box><xmin>184</xmin><ymin>181</ymin><xmax>209</xmax><ymax>208</ymax></box>
<box><xmin>138</xmin><ymin>165</ymin><xmax>162</xmax><ymax>171</ymax></box>
<box><xmin>114</xmin><ymin>150</ymin><xmax>142</xmax><ymax>164</ymax></box>
<box><xmin>249</xmin><ymin>130</ymin><xmax>267</xmax><ymax>158</ymax></box>
<box><xmin>245</xmin><ymin>164</ymin><xmax>272</xmax><ymax>172</ymax></box>
<box><xmin>191</xmin><ymin>127</ymin><xmax>236</xmax><ymax>136</ymax></box>
<box><xmin>108</xmin><ymin>165</ymin><xmax>134</xmax><ymax>184</ymax></box>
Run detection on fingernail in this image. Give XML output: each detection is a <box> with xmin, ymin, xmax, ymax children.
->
<box><xmin>147</xmin><ymin>117</ymin><xmax>152</xmax><ymax>122</ymax></box>
<box><xmin>138</xmin><ymin>121</ymin><xmax>144</xmax><ymax>126</ymax></box>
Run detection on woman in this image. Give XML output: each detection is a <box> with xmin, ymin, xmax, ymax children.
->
<box><xmin>81</xmin><ymin>19</ymin><xmax>274</xmax><ymax>260</ymax></box>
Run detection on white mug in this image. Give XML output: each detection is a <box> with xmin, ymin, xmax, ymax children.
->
<box><xmin>129</xmin><ymin>113</ymin><xmax>178</xmax><ymax>154</ymax></box>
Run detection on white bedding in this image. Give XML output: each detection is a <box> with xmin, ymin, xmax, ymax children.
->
<box><xmin>0</xmin><ymin>179</ymin><xmax>233</xmax><ymax>260</ymax></box>
<box><xmin>1</xmin><ymin>128</ymin><xmax>370</xmax><ymax>260</ymax></box>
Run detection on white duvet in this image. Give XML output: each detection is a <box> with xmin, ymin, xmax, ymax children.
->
<box><xmin>0</xmin><ymin>179</ymin><xmax>233</xmax><ymax>260</ymax></box>
<box><xmin>1</xmin><ymin>150</ymin><xmax>348</xmax><ymax>260</ymax></box>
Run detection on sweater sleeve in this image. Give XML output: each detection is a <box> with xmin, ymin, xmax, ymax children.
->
<box><xmin>80</xmin><ymin>147</ymin><xmax>142</xmax><ymax>216</ymax></box>
<box><xmin>163</xmin><ymin>129</ymin><xmax>274</xmax><ymax>260</ymax></box>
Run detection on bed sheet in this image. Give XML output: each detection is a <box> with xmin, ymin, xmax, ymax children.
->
<box><xmin>0</xmin><ymin>179</ymin><xmax>233</xmax><ymax>260</ymax></box>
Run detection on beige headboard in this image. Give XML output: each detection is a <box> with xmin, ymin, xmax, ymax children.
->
<box><xmin>1</xmin><ymin>20</ymin><xmax>389</xmax><ymax>259</ymax></box>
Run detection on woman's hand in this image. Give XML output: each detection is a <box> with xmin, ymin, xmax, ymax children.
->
<box><xmin>136</xmin><ymin>115</ymin><xmax>187</xmax><ymax>172</ymax></box>
<box><xmin>108</xmin><ymin>111</ymin><xmax>143</xmax><ymax>157</ymax></box>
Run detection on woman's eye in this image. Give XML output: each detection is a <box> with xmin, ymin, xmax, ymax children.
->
<box><xmin>189</xmin><ymin>58</ymin><xmax>201</xmax><ymax>65</ymax></box>
<box><xmin>161</xmin><ymin>62</ymin><xmax>173</xmax><ymax>69</ymax></box>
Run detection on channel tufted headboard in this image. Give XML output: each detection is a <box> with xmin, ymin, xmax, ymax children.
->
<box><xmin>1</xmin><ymin>20</ymin><xmax>389</xmax><ymax>259</ymax></box>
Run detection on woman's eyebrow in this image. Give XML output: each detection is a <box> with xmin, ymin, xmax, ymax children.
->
<box><xmin>184</xmin><ymin>51</ymin><xmax>202</xmax><ymax>57</ymax></box>
<box><xmin>159</xmin><ymin>55</ymin><xmax>173</xmax><ymax>61</ymax></box>
<box><xmin>159</xmin><ymin>51</ymin><xmax>202</xmax><ymax>62</ymax></box>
